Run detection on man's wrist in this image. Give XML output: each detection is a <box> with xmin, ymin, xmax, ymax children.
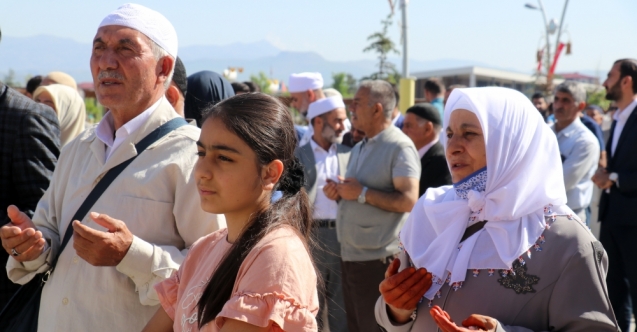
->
<box><xmin>358</xmin><ymin>186</ymin><xmax>368</xmax><ymax>204</ymax></box>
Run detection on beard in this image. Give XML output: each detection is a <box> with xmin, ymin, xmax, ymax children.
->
<box><xmin>606</xmin><ymin>80</ymin><xmax>623</xmax><ymax>101</ymax></box>
<box><xmin>322</xmin><ymin>123</ymin><xmax>343</xmax><ymax>144</ymax></box>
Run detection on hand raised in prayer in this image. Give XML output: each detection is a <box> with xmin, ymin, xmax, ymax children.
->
<box><xmin>592</xmin><ymin>168</ymin><xmax>613</xmax><ymax>190</ymax></box>
<box><xmin>0</xmin><ymin>205</ymin><xmax>47</xmax><ymax>262</ymax></box>
<box><xmin>380</xmin><ymin>258</ymin><xmax>432</xmax><ymax>324</ymax></box>
<box><xmin>73</xmin><ymin>212</ymin><xmax>133</xmax><ymax>266</ymax></box>
<box><xmin>323</xmin><ymin>179</ymin><xmax>341</xmax><ymax>201</ymax></box>
<box><xmin>335</xmin><ymin>176</ymin><xmax>363</xmax><ymax>201</ymax></box>
<box><xmin>430</xmin><ymin>306</ymin><xmax>498</xmax><ymax>332</ymax></box>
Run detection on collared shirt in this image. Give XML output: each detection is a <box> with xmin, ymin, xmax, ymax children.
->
<box><xmin>611</xmin><ymin>97</ymin><xmax>637</xmax><ymax>156</ymax></box>
<box><xmin>418</xmin><ymin>137</ymin><xmax>440</xmax><ymax>159</ymax></box>
<box><xmin>551</xmin><ymin>117</ymin><xmax>600</xmax><ymax>210</ymax></box>
<box><xmin>310</xmin><ymin>138</ymin><xmax>339</xmax><ymax>219</ymax></box>
<box><xmin>96</xmin><ymin>97</ymin><xmax>163</xmax><ymax>162</ymax></box>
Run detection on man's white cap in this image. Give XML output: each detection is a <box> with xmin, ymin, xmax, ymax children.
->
<box><xmin>288</xmin><ymin>72</ymin><xmax>323</xmax><ymax>93</ymax></box>
<box><xmin>307</xmin><ymin>96</ymin><xmax>345</xmax><ymax>121</ymax></box>
<box><xmin>99</xmin><ymin>3</ymin><xmax>178</xmax><ymax>58</ymax></box>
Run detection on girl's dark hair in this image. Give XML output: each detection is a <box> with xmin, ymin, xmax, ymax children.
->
<box><xmin>196</xmin><ymin>93</ymin><xmax>315</xmax><ymax>328</ymax></box>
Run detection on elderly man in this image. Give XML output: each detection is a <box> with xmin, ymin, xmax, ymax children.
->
<box><xmin>289</xmin><ymin>72</ymin><xmax>326</xmax><ymax>146</ymax></box>
<box><xmin>0</xmin><ymin>4</ymin><xmax>224</xmax><ymax>331</ymax></box>
<box><xmin>165</xmin><ymin>56</ymin><xmax>187</xmax><ymax>117</ymax></box>
<box><xmin>296</xmin><ymin>96</ymin><xmax>350</xmax><ymax>332</ymax></box>
<box><xmin>402</xmin><ymin>103</ymin><xmax>451</xmax><ymax>196</ymax></box>
<box><xmin>551</xmin><ymin>81</ymin><xmax>600</xmax><ymax>224</ymax></box>
<box><xmin>324</xmin><ymin>80</ymin><xmax>420</xmax><ymax>332</ymax></box>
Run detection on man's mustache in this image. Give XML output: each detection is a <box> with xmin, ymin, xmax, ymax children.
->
<box><xmin>98</xmin><ymin>71</ymin><xmax>125</xmax><ymax>81</ymax></box>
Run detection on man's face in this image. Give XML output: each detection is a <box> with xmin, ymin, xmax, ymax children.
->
<box><xmin>350</xmin><ymin>87</ymin><xmax>375</xmax><ymax>133</ymax></box>
<box><xmin>320</xmin><ymin>107</ymin><xmax>347</xmax><ymax>144</ymax></box>
<box><xmin>585</xmin><ymin>108</ymin><xmax>604</xmax><ymax>126</ymax></box>
<box><xmin>532</xmin><ymin>97</ymin><xmax>547</xmax><ymax>112</ymax></box>
<box><xmin>90</xmin><ymin>25</ymin><xmax>162</xmax><ymax>112</ymax></box>
<box><xmin>553</xmin><ymin>91</ymin><xmax>581</xmax><ymax>125</ymax></box>
<box><xmin>604</xmin><ymin>63</ymin><xmax>623</xmax><ymax>101</ymax></box>
<box><xmin>290</xmin><ymin>91</ymin><xmax>310</xmax><ymax>115</ymax></box>
<box><xmin>402</xmin><ymin>112</ymin><xmax>429</xmax><ymax>147</ymax></box>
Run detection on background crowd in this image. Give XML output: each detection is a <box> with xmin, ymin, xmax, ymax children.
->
<box><xmin>0</xmin><ymin>3</ymin><xmax>636</xmax><ymax>332</ymax></box>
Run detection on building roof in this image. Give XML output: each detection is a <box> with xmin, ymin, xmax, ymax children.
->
<box><xmin>412</xmin><ymin>66</ymin><xmax>535</xmax><ymax>83</ymax></box>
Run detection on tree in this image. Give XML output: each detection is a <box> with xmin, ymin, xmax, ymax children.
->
<box><xmin>587</xmin><ymin>88</ymin><xmax>611</xmax><ymax>110</ymax></box>
<box><xmin>331</xmin><ymin>72</ymin><xmax>357</xmax><ymax>97</ymax></box>
<box><xmin>363</xmin><ymin>14</ymin><xmax>400</xmax><ymax>82</ymax></box>
<box><xmin>84</xmin><ymin>98</ymin><xmax>105</xmax><ymax>123</ymax></box>
<box><xmin>249</xmin><ymin>71</ymin><xmax>271</xmax><ymax>94</ymax></box>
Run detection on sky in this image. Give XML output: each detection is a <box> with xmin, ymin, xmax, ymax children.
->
<box><xmin>1</xmin><ymin>0</ymin><xmax>636</xmax><ymax>74</ymax></box>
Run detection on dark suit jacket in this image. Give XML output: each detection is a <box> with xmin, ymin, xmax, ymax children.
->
<box><xmin>599</xmin><ymin>104</ymin><xmax>637</xmax><ymax>226</ymax></box>
<box><xmin>0</xmin><ymin>82</ymin><xmax>60</xmax><ymax>304</ymax></box>
<box><xmin>295</xmin><ymin>142</ymin><xmax>351</xmax><ymax>205</ymax></box>
<box><xmin>419</xmin><ymin>142</ymin><xmax>452</xmax><ymax>197</ymax></box>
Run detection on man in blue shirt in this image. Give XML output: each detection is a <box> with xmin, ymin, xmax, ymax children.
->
<box><xmin>424</xmin><ymin>78</ymin><xmax>445</xmax><ymax>118</ymax></box>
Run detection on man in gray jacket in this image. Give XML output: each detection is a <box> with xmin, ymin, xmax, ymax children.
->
<box><xmin>324</xmin><ymin>80</ymin><xmax>420</xmax><ymax>332</ymax></box>
<box><xmin>296</xmin><ymin>95</ymin><xmax>350</xmax><ymax>332</ymax></box>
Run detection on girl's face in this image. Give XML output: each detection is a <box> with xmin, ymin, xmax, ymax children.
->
<box><xmin>195</xmin><ymin>117</ymin><xmax>277</xmax><ymax>215</ymax></box>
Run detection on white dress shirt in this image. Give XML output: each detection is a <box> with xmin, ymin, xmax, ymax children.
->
<box><xmin>96</xmin><ymin>97</ymin><xmax>163</xmax><ymax>162</ymax></box>
<box><xmin>551</xmin><ymin>117</ymin><xmax>600</xmax><ymax>210</ymax></box>
<box><xmin>310</xmin><ymin>139</ymin><xmax>339</xmax><ymax>219</ymax></box>
<box><xmin>611</xmin><ymin>97</ymin><xmax>637</xmax><ymax>156</ymax></box>
<box><xmin>417</xmin><ymin>137</ymin><xmax>440</xmax><ymax>159</ymax></box>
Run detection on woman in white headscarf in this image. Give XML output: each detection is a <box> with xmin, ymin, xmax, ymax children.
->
<box><xmin>375</xmin><ymin>87</ymin><xmax>618</xmax><ymax>331</ymax></box>
<box><xmin>34</xmin><ymin>84</ymin><xmax>86</xmax><ymax>146</ymax></box>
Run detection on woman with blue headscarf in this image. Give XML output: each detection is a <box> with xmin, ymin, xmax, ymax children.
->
<box><xmin>375</xmin><ymin>87</ymin><xmax>618</xmax><ymax>331</ymax></box>
<box><xmin>185</xmin><ymin>71</ymin><xmax>234</xmax><ymax>127</ymax></box>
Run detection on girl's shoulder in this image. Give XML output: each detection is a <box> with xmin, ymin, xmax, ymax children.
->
<box><xmin>188</xmin><ymin>228</ymin><xmax>230</xmax><ymax>257</ymax></box>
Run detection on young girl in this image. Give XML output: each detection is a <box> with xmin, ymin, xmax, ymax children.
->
<box><xmin>143</xmin><ymin>93</ymin><xmax>319</xmax><ymax>331</ymax></box>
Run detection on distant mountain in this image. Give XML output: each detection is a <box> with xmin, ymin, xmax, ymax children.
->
<box><xmin>0</xmin><ymin>34</ymin><xmax>600</xmax><ymax>87</ymax></box>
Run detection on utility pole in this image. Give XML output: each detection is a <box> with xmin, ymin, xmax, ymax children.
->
<box><xmin>401</xmin><ymin>0</ymin><xmax>409</xmax><ymax>78</ymax></box>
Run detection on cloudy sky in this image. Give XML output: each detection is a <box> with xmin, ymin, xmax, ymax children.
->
<box><xmin>2</xmin><ymin>0</ymin><xmax>636</xmax><ymax>74</ymax></box>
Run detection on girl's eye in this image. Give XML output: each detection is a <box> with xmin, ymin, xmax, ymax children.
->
<box><xmin>218</xmin><ymin>155</ymin><xmax>233</xmax><ymax>162</ymax></box>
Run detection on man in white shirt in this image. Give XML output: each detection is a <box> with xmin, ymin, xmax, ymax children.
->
<box><xmin>295</xmin><ymin>96</ymin><xmax>350</xmax><ymax>332</ymax></box>
<box><xmin>593</xmin><ymin>58</ymin><xmax>637</xmax><ymax>332</ymax></box>
<box><xmin>0</xmin><ymin>4</ymin><xmax>224</xmax><ymax>331</ymax></box>
<box><xmin>289</xmin><ymin>72</ymin><xmax>326</xmax><ymax>147</ymax></box>
<box><xmin>550</xmin><ymin>81</ymin><xmax>600</xmax><ymax>224</ymax></box>
<box><xmin>402</xmin><ymin>103</ymin><xmax>451</xmax><ymax>197</ymax></box>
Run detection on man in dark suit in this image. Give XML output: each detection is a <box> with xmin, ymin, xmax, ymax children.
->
<box><xmin>0</xmin><ymin>80</ymin><xmax>60</xmax><ymax>306</ymax></box>
<box><xmin>593</xmin><ymin>58</ymin><xmax>637</xmax><ymax>332</ymax></box>
<box><xmin>295</xmin><ymin>96</ymin><xmax>350</xmax><ymax>332</ymax></box>
<box><xmin>402</xmin><ymin>103</ymin><xmax>452</xmax><ymax>196</ymax></box>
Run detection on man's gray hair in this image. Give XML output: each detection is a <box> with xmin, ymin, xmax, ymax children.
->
<box><xmin>359</xmin><ymin>80</ymin><xmax>396</xmax><ymax>119</ymax></box>
<box><xmin>555</xmin><ymin>81</ymin><xmax>586</xmax><ymax>104</ymax></box>
<box><xmin>149</xmin><ymin>39</ymin><xmax>175</xmax><ymax>90</ymax></box>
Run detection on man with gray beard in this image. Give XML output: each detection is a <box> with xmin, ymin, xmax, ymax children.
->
<box><xmin>295</xmin><ymin>96</ymin><xmax>350</xmax><ymax>332</ymax></box>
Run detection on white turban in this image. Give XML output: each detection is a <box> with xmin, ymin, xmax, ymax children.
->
<box><xmin>99</xmin><ymin>3</ymin><xmax>178</xmax><ymax>58</ymax></box>
<box><xmin>307</xmin><ymin>96</ymin><xmax>345</xmax><ymax>121</ymax></box>
<box><xmin>288</xmin><ymin>72</ymin><xmax>323</xmax><ymax>93</ymax></box>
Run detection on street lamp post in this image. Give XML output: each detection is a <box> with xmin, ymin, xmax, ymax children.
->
<box><xmin>525</xmin><ymin>0</ymin><xmax>570</xmax><ymax>94</ymax></box>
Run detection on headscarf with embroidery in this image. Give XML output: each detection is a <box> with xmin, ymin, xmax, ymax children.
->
<box><xmin>33</xmin><ymin>84</ymin><xmax>86</xmax><ymax>146</ymax></box>
<box><xmin>400</xmin><ymin>87</ymin><xmax>570</xmax><ymax>300</ymax></box>
<box><xmin>184</xmin><ymin>71</ymin><xmax>234</xmax><ymax>127</ymax></box>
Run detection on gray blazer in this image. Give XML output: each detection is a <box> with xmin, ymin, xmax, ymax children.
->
<box><xmin>375</xmin><ymin>215</ymin><xmax>619</xmax><ymax>331</ymax></box>
<box><xmin>295</xmin><ymin>142</ymin><xmax>351</xmax><ymax>204</ymax></box>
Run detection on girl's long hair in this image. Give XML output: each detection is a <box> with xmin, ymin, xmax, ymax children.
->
<box><xmin>196</xmin><ymin>93</ymin><xmax>316</xmax><ymax>328</ymax></box>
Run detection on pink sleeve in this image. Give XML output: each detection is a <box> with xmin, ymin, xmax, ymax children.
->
<box><xmin>154</xmin><ymin>271</ymin><xmax>180</xmax><ymax>321</ymax></box>
<box><xmin>215</xmin><ymin>231</ymin><xmax>319</xmax><ymax>332</ymax></box>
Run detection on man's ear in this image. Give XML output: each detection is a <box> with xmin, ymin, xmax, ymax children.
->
<box><xmin>157</xmin><ymin>56</ymin><xmax>174</xmax><ymax>86</ymax></box>
<box><xmin>307</xmin><ymin>89</ymin><xmax>315</xmax><ymax>102</ymax></box>
<box><xmin>262</xmin><ymin>159</ymin><xmax>284</xmax><ymax>191</ymax></box>
<box><xmin>165</xmin><ymin>84</ymin><xmax>179</xmax><ymax>107</ymax></box>
<box><xmin>577</xmin><ymin>101</ymin><xmax>587</xmax><ymax>111</ymax></box>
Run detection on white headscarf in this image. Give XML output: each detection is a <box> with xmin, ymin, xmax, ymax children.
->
<box><xmin>34</xmin><ymin>84</ymin><xmax>86</xmax><ymax>146</ymax></box>
<box><xmin>400</xmin><ymin>87</ymin><xmax>570</xmax><ymax>300</ymax></box>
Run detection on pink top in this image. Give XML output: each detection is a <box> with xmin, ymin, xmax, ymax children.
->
<box><xmin>155</xmin><ymin>226</ymin><xmax>319</xmax><ymax>332</ymax></box>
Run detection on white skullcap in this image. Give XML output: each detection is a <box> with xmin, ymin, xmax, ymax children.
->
<box><xmin>99</xmin><ymin>3</ymin><xmax>178</xmax><ymax>58</ymax></box>
<box><xmin>288</xmin><ymin>72</ymin><xmax>323</xmax><ymax>93</ymax></box>
<box><xmin>307</xmin><ymin>96</ymin><xmax>345</xmax><ymax>121</ymax></box>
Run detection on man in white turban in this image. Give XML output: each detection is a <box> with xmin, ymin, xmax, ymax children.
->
<box><xmin>289</xmin><ymin>72</ymin><xmax>326</xmax><ymax>147</ymax></box>
<box><xmin>295</xmin><ymin>95</ymin><xmax>350</xmax><ymax>332</ymax></box>
<box><xmin>1</xmin><ymin>4</ymin><xmax>225</xmax><ymax>331</ymax></box>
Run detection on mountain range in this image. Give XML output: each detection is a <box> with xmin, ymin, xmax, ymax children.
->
<box><xmin>0</xmin><ymin>35</ymin><xmax>598</xmax><ymax>87</ymax></box>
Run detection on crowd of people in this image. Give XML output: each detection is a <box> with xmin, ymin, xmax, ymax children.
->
<box><xmin>0</xmin><ymin>3</ymin><xmax>636</xmax><ymax>332</ymax></box>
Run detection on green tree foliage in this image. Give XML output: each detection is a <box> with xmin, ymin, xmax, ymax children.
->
<box><xmin>249</xmin><ymin>72</ymin><xmax>271</xmax><ymax>94</ymax></box>
<box><xmin>587</xmin><ymin>89</ymin><xmax>611</xmax><ymax>110</ymax></box>
<box><xmin>331</xmin><ymin>72</ymin><xmax>357</xmax><ymax>97</ymax></box>
<box><xmin>84</xmin><ymin>98</ymin><xmax>104</xmax><ymax>123</ymax></box>
<box><xmin>363</xmin><ymin>14</ymin><xmax>400</xmax><ymax>82</ymax></box>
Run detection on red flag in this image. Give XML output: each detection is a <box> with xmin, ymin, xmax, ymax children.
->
<box><xmin>549</xmin><ymin>43</ymin><xmax>565</xmax><ymax>76</ymax></box>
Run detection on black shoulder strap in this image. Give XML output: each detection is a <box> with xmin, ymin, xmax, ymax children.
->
<box><xmin>51</xmin><ymin>117</ymin><xmax>188</xmax><ymax>269</ymax></box>
<box><xmin>460</xmin><ymin>221</ymin><xmax>487</xmax><ymax>243</ymax></box>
